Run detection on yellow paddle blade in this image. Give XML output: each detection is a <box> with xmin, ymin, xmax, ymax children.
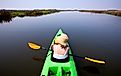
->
<box><xmin>85</xmin><ymin>57</ymin><xmax>105</xmax><ymax>64</ymax></box>
<box><xmin>28</xmin><ymin>42</ymin><xmax>41</xmax><ymax>50</ymax></box>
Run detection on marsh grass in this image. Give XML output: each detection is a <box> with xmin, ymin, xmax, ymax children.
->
<box><xmin>0</xmin><ymin>9</ymin><xmax>60</xmax><ymax>23</ymax></box>
<box><xmin>80</xmin><ymin>10</ymin><xmax>121</xmax><ymax>17</ymax></box>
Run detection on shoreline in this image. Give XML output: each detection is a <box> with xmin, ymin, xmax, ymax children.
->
<box><xmin>0</xmin><ymin>9</ymin><xmax>121</xmax><ymax>23</ymax></box>
<box><xmin>59</xmin><ymin>9</ymin><xmax>121</xmax><ymax>17</ymax></box>
<box><xmin>1</xmin><ymin>9</ymin><xmax>121</xmax><ymax>17</ymax></box>
<box><xmin>0</xmin><ymin>9</ymin><xmax>60</xmax><ymax>23</ymax></box>
<box><xmin>0</xmin><ymin>9</ymin><xmax>60</xmax><ymax>17</ymax></box>
<box><xmin>79</xmin><ymin>10</ymin><xmax>121</xmax><ymax>17</ymax></box>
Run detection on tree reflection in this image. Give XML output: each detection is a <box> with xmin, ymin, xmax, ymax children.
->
<box><xmin>0</xmin><ymin>10</ymin><xmax>12</xmax><ymax>23</ymax></box>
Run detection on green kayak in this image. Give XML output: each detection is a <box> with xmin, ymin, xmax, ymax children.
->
<box><xmin>40</xmin><ymin>29</ymin><xmax>78</xmax><ymax>76</ymax></box>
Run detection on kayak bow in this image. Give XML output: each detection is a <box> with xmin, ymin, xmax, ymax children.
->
<box><xmin>40</xmin><ymin>29</ymin><xmax>78</xmax><ymax>76</ymax></box>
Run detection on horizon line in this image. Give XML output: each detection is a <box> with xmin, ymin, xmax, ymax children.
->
<box><xmin>0</xmin><ymin>8</ymin><xmax>121</xmax><ymax>10</ymax></box>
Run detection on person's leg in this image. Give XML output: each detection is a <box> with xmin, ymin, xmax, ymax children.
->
<box><xmin>51</xmin><ymin>52</ymin><xmax>69</xmax><ymax>62</ymax></box>
<box><xmin>51</xmin><ymin>56</ymin><xmax>69</xmax><ymax>63</ymax></box>
<box><xmin>61</xmin><ymin>56</ymin><xmax>69</xmax><ymax>62</ymax></box>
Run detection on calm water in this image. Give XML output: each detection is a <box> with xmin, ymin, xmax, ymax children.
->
<box><xmin>0</xmin><ymin>11</ymin><xmax>121</xmax><ymax>76</ymax></box>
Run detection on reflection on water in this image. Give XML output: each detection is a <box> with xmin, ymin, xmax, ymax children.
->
<box><xmin>0</xmin><ymin>10</ymin><xmax>12</xmax><ymax>23</ymax></box>
<box><xmin>82</xmin><ymin>66</ymin><xmax>100</xmax><ymax>74</ymax></box>
<box><xmin>32</xmin><ymin>56</ymin><xmax>44</xmax><ymax>62</ymax></box>
<box><xmin>0</xmin><ymin>11</ymin><xmax>121</xmax><ymax>76</ymax></box>
<box><xmin>0</xmin><ymin>16</ymin><xmax>12</xmax><ymax>23</ymax></box>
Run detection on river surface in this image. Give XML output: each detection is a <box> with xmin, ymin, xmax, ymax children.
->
<box><xmin>0</xmin><ymin>11</ymin><xmax>121</xmax><ymax>76</ymax></box>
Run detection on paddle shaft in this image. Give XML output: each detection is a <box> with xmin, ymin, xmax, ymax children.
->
<box><xmin>69</xmin><ymin>54</ymin><xmax>84</xmax><ymax>59</ymax></box>
<box><xmin>69</xmin><ymin>54</ymin><xmax>105</xmax><ymax>64</ymax></box>
<box><xmin>28</xmin><ymin>42</ymin><xmax>105</xmax><ymax>64</ymax></box>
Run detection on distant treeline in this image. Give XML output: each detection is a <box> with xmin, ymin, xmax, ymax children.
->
<box><xmin>1</xmin><ymin>9</ymin><xmax>121</xmax><ymax>23</ymax></box>
<box><xmin>0</xmin><ymin>9</ymin><xmax>60</xmax><ymax>23</ymax></box>
<box><xmin>79</xmin><ymin>10</ymin><xmax>121</xmax><ymax>17</ymax></box>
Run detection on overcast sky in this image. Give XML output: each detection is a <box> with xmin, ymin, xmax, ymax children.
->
<box><xmin>0</xmin><ymin>0</ymin><xmax>121</xmax><ymax>10</ymax></box>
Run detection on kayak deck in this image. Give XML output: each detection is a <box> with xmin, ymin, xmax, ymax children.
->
<box><xmin>40</xmin><ymin>29</ymin><xmax>78</xmax><ymax>76</ymax></box>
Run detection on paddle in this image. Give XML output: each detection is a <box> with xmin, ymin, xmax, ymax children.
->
<box><xmin>28</xmin><ymin>42</ymin><xmax>46</xmax><ymax>50</ymax></box>
<box><xmin>28</xmin><ymin>42</ymin><xmax>106</xmax><ymax>64</ymax></box>
<box><xmin>69</xmin><ymin>54</ymin><xmax>105</xmax><ymax>64</ymax></box>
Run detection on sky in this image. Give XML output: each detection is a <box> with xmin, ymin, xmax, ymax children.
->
<box><xmin>0</xmin><ymin>0</ymin><xmax>121</xmax><ymax>10</ymax></box>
